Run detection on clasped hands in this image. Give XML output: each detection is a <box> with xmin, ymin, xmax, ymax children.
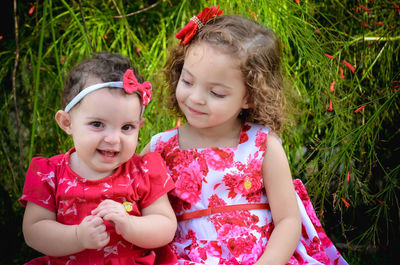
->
<box><xmin>76</xmin><ymin>199</ymin><xmax>131</xmax><ymax>250</ymax></box>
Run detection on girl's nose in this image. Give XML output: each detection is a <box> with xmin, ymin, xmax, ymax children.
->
<box><xmin>189</xmin><ymin>87</ymin><xmax>206</xmax><ymax>105</ymax></box>
<box><xmin>104</xmin><ymin>130</ymin><xmax>120</xmax><ymax>144</ymax></box>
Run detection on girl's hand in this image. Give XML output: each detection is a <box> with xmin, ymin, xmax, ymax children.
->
<box><xmin>76</xmin><ymin>215</ymin><xmax>110</xmax><ymax>249</ymax></box>
<box><xmin>92</xmin><ymin>199</ymin><xmax>131</xmax><ymax>237</ymax></box>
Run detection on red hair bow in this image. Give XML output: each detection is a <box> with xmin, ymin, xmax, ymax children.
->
<box><xmin>176</xmin><ymin>6</ymin><xmax>223</xmax><ymax>45</ymax></box>
<box><xmin>122</xmin><ymin>69</ymin><xmax>152</xmax><ymax>106</ymax></box>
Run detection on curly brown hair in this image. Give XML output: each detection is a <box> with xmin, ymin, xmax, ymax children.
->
<box><xmin>165</xmin><ymin>15</ymin><xmax>285</xmax><ymax>132</ymax></box>
<box><xmin>61</xmin><ymin>52</ymin><xmax>144</xmax><ymax>109</ymax></box>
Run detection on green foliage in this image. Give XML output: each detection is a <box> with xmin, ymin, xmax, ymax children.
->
<box><xmin>0</xmin><ymin>0</ymin><xmax>399</xmax><ymax>263</ymax></box>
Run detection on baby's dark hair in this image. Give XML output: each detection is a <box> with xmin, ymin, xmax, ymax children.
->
<box><xmin>62</xmin><ymin>52</ymin><xmax>144</xmax><ymax>109</ymax></box>
<box><xmin>165</xmin><ymin>15</ymin><xmax>285</xmax><ymax>132</ymax></box>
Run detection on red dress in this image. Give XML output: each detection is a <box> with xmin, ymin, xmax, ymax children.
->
<box><xmin>19</xmin><ymin>148</ymin><xmax>177</xmax><ymax>265</ymax></box>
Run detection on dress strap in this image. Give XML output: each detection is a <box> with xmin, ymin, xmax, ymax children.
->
<box><xmin>177</xmin><ymin>203</ymin><xmax>270</xmax><ymax>222</ymax></box>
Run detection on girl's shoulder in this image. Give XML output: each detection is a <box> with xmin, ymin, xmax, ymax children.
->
<box><xmin>245</xmin><ymin>122</ymin><xmax>281</xmax><ymax>142</ymax></box>
<box><xmin>242</xmin><ymin>122</ymin><xmax>270</xmax><ymax>138</ymax></box>
<box><xmin>150</xmin><ymin>127</ymin><xmax>179</xmax><ymax>152</ymax></box>
<box><xmin>245</xmin><ymin>122</ymin><xmax>269</xmax><ymax>132</ymax></box>
<box><xmin>152</xmin><ymin>127</ymin><xmax>178</xmax><ymax>140</ymax></box>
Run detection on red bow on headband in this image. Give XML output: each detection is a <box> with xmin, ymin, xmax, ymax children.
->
<box><xmin>122</xmin><ymin>69</ymin><xmax>152</xmax><ymax>106</ymax></box>
<box><xmin>176</xmin><ymin>6</ymin><xmax>223</xmax><ymax>45</ymax></box>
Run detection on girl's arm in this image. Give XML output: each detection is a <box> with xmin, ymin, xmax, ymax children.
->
<box><xmin>255</xmin><ymin>134</ymin><xmax>301</xmax><ymax>265</ymax></box>
<box><xmin>93</xmin><ymin>194</ymin><xmax>177</xmax><ymax>249</ymax></box>
<box><xmin>23</xmin><ymin>202</ymin><xmax>109</xmax><ymax>256</ymax></box>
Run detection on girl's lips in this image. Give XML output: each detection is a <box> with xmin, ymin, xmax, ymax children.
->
<box><xmin>187</xmin><ymin>106</ymin><xmax>206</xmax><ymax>115</ymax></box>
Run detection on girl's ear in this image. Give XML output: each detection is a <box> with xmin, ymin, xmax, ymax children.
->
<box><xmin>241</xmin><ymin>95</ymin><xmax>250</xmax><ymax>110</ymax></box>
<box><xmin>55</xmin><ymin>110</ymin><xmax>73</xmax><ymax>135</ymax></box>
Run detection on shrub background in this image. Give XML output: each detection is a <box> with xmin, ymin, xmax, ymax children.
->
<box><xmin>0</xmin><ymin>0</ymin><xmax>399</xmax><ymax>264</ymax></box>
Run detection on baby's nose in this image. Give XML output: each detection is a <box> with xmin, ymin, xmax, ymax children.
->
<box><xmin>104</xmin><ymin>130</ymin><xmax>120</xmax><ymax>144</ymax></box>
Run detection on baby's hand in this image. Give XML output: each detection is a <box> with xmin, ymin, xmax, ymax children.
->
<box><xmin>76</xmin><ymin>215</ymin><xmax>110</xmax><ymax>249</ymax></box>
<box><xmin>92</xmin><ymin>199</ymin><xmax>132</xmax><ymax>237</ymax></box>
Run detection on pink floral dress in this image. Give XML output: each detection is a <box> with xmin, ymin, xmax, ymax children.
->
<box><xmin>151</xmin><ymin>122</ymin><xmax>348</xmax><ymax>265</ymax></box>
<box><xmin>19</xmin><ymin>149</ymin><xmax>177</xmax><ymax>265</ymax></box>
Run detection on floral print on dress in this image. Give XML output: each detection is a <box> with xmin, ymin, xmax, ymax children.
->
<box><xmin>151</xmin><ymin>122</ymin><xmax>348</xmax><ymax>265</ymax></box>
<box><xmin>223</xmin><ymin>155</ymin><xmax>263</xmax><ymax>201</ymax></box>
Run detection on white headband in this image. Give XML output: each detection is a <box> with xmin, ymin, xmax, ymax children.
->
<box><xmin>64</xmin><ymin>69</ymin><xmax>152</xmax><ymax>114</ymax></box>
<box><xmin>64</xmin><ymin>82</ymin><xmax>123</xmax><ymax>112</ymax></box>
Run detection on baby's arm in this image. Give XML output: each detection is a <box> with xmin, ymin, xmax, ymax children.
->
<box><xmin>255</xmin><ymin>134</ymin><xmax>301</xmax><ymax>265</ymax></box>
<box><xmin>92</xmin><ymin>194</ymin><xmax>177</xmax><ymax>248</ymax></box>
<box><xmin>23</xmin><ymin>202</ymin><xmax>109</xmax><ymax>256</ymax></box>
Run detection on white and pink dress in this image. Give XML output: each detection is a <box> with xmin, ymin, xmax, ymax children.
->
<box><xmin>151</xmin><ymin>122</ymin><xmax>348</xmax><ymax>265</ymax></box>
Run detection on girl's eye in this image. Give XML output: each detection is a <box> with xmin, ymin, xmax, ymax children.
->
<box><xmin>122</xmin><ymin>124</ymin><xmax>134</xmax><ymax>131</ymax></box>
<box><xmin>90</xmin><ymin>121</ymin><xmax>103</xmax><ymax>128</ymax></box>
<box><xmin>211</xmin><ymin>91</ymin><xmax>225</xmax><ymax>98</ymax></box>
<box><xmin>181</xmin><ymin>78</ymin><xmax>192</xmax><ymax>86</ymax></box>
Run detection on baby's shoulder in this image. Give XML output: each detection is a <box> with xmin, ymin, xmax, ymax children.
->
<box><xmin>28</xmin><ymin>152</ymin><xmax>69</xmax><ymax>174</ymax></box>
<box><xmin>127</xmin><ymin>152</ymin><xmax>166</xmax><ymax>172</ymax></box>
<box><xmin>125</xmin><ymin>153</ymin><xmax>171</xmax><ymax>188</ymax></box>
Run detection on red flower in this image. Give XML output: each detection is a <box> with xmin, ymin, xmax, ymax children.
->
<box><xmin>354</xmin><ymin>105</ymin><xmax>366</xmax><ymax>113</ymax></box>
<box><xmin>346</xmin><ymin>172</ymin><xmax>350</xmax><ymax>182</ymax></box>
<box><xmin>315</xmin><ymin>29</ymin><xmax>321</xmax><ymax>34</ymax></box>
<box><xmin>339</xmin><ymin>66</ymin><xmax>345</xmax><ymax>79</ymax></box>
<box><xmin>330</xmin><ymin>80</ymin><xmax>335</xmax><ymax>92</ymax></box>
<box><xmin>341</xmin><ymin>197</ymin><xmax>350</xmax><ymax>208</ymax></box>
<box><xmin>28</xmin><ymin>6</ymin><xmax>35</xmax><ymax>15</ymax></box>
<box><xmin>176</xmin><ymin>6</ymin><xmax>223</xmax><ymax>45</ymax></box>
<box><xmin>373</xmin><ymin>21</ymin><xmax>384</xmax><ymax>26</ymax></box>
<box><xmin>343</xmin><ymin>60</ymin><xmax>356</xmax><ymax>73</ymax></box>
<box><xmin>324</xmin><ymin>53</ymin><xmax>334</xmax><ymax>60</ymax></box>
<box><xmin>122</xmin><ymin>69</ymin><xmax>152</xmax><ymax>106</ymax></box>
<box><xmin>359</xmin><ymin>5</ymin><xmax>371</xmax><ymax>14</ymax></box>
<box><xmin>328</xmin><ymin>99</ymin><xmax>333</xmax><ymax>111</ymax></box>
<box><xmin>393</xmin><ymin>2</ymin><xmax>400</xmax><ymax>14</ymax></box>
<box><xmin>175</xmin><ymin>118</ymin><xmax>181</xmax><ymax>128</ymax></box>
<box><xmin>249</xmin><ymin>9</ymin><xmax>258</xmax><ymax>21</ymax></box>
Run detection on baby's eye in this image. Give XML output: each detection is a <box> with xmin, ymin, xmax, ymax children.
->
<box><xmin>90</xmin><ymin>121</ymin><xmax>103</xmax><ymax>128</ymax></box>
<box><xmin>122</xmin><ymin>124</ymin><xmax>134</xmax><ymax>131</ymax></box>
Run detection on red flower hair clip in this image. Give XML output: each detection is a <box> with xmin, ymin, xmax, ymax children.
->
<box><xmin>122</xmin><ymin>69</ymin><xmax>152</xmax><ymax>106</ymax></box>
<box><xmin>176</xmin><ymin>6</ymin><xmax>223</xmax><ymax>45</ymax></box>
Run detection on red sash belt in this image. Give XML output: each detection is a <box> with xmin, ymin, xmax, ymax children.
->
<box><xmin>177</xmin><ymin>203</ymin><xmax>270</xmax><ymax>222</ymax></box>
